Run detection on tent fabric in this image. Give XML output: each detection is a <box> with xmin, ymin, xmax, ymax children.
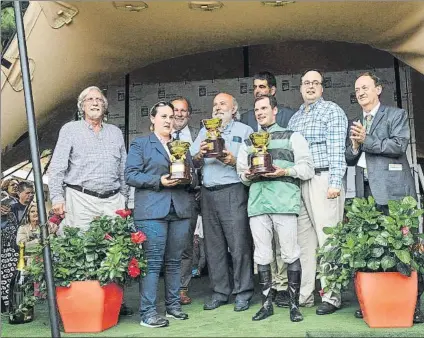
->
<box><xmin>1</xmin><ymin>1</ymin><xmax>424</xmax><ymax>165</ymax></box>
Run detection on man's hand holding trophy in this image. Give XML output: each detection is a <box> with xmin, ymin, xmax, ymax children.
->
<box><xmin>202</xmin><ymin>117</ymin><xmax>225</xmax><ymax>158</ymax></box>
<box><xmin>244</xmin><ymin>131</ymin><xmax>288</xmax><ymax>180</ymax></box>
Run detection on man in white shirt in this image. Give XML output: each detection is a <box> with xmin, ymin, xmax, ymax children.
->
<box><xmin>170</xmin><ymin>96</ymin><xmax>200</xmax><ymax>305</ymax></box>
<box><xmin>171</xmin><ymin>97</ymin><xmax>199</xmax><ymax>144</ymax></box>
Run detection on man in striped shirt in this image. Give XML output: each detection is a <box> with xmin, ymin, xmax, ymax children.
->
<box><xmin>49</xmin><ymin>86</ymin><xmax>131</xmax><ymax>315</ymax></box>
<box><xmin>49</xmin><ymin>86</ymin><xmax>128</xmax><ymax>231</ymax></box>
<box><xmin>288</xmin><ymin>70</ymin><xmax>348</xmax><ymax>315</ymax></box>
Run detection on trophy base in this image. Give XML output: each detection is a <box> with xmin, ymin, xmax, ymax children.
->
<box><xmin>250</xmin><ymin>153</ymin><xmax>274</xmax><ymax>174</ymax></box>
<box><xmin>170</xmin><ymin>162</ymin><xmax>191</xmax><ymax>184</ymax></box>
<box><xmin>204</xmin><ymin>138</ymin><xmax>225</xmax><ymax>158</ymax></box>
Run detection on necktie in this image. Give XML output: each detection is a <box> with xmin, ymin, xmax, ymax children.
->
<box><xmin>364</xmin><ymin>114</ymin><xmax>373</xmax><ymax>133</ymax></box>
<box><xmin>174</xmin><ymin>130</ymin><xmax>180</xmax><ymax>140</ymax></box>
<box><xmin>363</xmin><ymin>114</ymin><xmax>373</xmax><ymax>181</ymax></box>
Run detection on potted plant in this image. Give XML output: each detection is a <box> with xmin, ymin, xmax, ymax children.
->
<box><xmin>317</xmin><ymin>196</ymin><xmax>424</xmax><ymax>328</ymax></box>
<box><xmin>23</xmin><ymin>209</ymin><xmax>147</xmax><ymax>333</ymax></box>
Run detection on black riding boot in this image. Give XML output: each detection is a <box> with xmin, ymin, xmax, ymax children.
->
<box><xmin>252</xmin><ymin>264</ymin><xmax>274</xmax><ymax>321</ymax></box>
<box><xmin>414</xmin><ymin>273</ymin><xmax>424</xmax><ymax>324</ymax></box>
<box><xmin>287</xmin><ymin>259</ymin><xmax>303</xmax><ymax>322</ymax></box>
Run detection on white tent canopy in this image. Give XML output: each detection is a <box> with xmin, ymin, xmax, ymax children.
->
<box><xmin>2</xmin><ymin>1</ymin><xmax>424</xmax><ymax>163</ymax></box>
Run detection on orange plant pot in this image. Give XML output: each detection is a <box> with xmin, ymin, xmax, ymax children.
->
<box><xmin>355</xmin><ymin>271</ymin><xmax>417</xmax><ymax>328</ymax></box>
<box><xmin>56</xmin><ymin>280</ymin><xmax>123</xmax><ymax>333</ymax></box>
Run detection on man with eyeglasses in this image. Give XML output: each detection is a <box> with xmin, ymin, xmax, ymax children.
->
<box><xmin>191</xmin><ymin>92</ymin><xmax>254</xmax><ymax>312</ymax></box>
<box><xmin>48</xmin><ymin>86</ymin><xmax>132</xmax><ymax>316</ymax></box>
<box><xmin>241</xmin><ymin>71</ymin><xmax>296</xmax><ymax>308</ymax></box>
<box><xmin>49</xmin><ymin>86</ymin><xmax>128</xmax><ymax>230</ymax></box>
<box><xmin>288</xmin><ymin>69</ymin><xmax>348</xmax><ymax>315</ymax></box>
<box><xmin>169</xmin><ymin>96</ymin><xmax>201</xmax><ymax>306</ymax></box>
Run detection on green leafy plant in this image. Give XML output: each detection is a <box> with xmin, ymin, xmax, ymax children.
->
<box><xmin>19</xmin><ymin>210</ymin><xmax>147</xmax><ymax>313</ymax></box>
<box><xmin>317</xmin><ymin>196</ymin><xmax>424</xmax><ymax>295</ymax></box>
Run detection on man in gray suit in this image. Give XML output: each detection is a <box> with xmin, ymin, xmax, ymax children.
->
<box><xmin>171</xmin><ymin>97</ymin><xmax>200</xmax><ymax>143</ymax></box>
<box><xmin>346</xmin><ymin>72</ymin><xmax>423</xmax><ymax>323</ymax></box>
<box><xmin>240</xmin><ymin>71</ymin><xmax>295</xmax><ymax>307</ymax></box>
<box><xmin>346</xmin><ymin>72</ymin><xmax>416</xmax><ymax>211</ymax></box>
<box><xmin>170</xmin><ymin>96</ymin><xmax>200</xmax><ymax>305</ymax></box>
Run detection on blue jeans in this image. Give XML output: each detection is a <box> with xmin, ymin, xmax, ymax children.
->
<box><xmin>136</xmin><ymin>212</ymin><xmax>190</xmax><ymax>320</ymax></box>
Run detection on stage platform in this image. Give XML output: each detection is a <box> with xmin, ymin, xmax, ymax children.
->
<box><xmin>2</xmin><ymin>275</ymin><xmax>424</xmax><ymax>337</ymax></box>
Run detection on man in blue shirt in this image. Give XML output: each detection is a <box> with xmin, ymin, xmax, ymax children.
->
<box><xmin>288</xmin><ymin>69</ymin><xmax>348</xmax><ymax>315</ymax></box>
<box><xmin>191</xmin><ymin>92</ymin><xmax>254</xmax><ymax>312</ymax></box>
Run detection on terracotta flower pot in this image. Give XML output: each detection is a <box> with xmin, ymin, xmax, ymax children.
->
<box><xmin>56</xmin><ymin>280</ymin><xmax>123</xmax><ymax>333</ymax></box>
<box><xmin>355</xmin><ymin>271</ymin><xmax>417</xmax><ymax>328</ymax></box>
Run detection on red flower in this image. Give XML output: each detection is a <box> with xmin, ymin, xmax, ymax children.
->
<box><xmin>115</xmin><ymin>209</ymin><xmax>132</xmax><ymax>218</ymax></box>
<box><xmin>48</xmin><ymin>214</ymin><xmax>63</xmax><ymax>225</ymax></box>
<box><xmin>128</xmin><ymin>265</ymin><xmax>140</xmax><ymax>278</ymax></box>
<box><xmin>104</xmin><ymin>233</ymin><xmax>113</xmax><ymax>241</ymax></box>
<box><xmin>128</xmin><ymin>257</ymin><xmax>140</xmax><ymax>278</ymax></box>
<box><xmin>401</xmin><ymin>226</ymin><xmax>410</xmax><ymax>236</ymax></box>
<box><xmin>129</xmin><ymin>257</ymin><xmax>138</xmax><ymax>266</ymax></box>
<box><xmin>319</xmin><ymin>289</ymin><xmax>324</xmax><ymax>297</ymax></box>
<box><xmin>131</xmin><ymin>231</ymin><xmax>147</xmax><ymax>244</ymax></box>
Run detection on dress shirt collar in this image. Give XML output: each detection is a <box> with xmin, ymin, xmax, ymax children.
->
<box><xmin>154</xmin><ymin>132</ymin><xmax>171</xmax><ymax>145</ymax></box>
<box><xmin>173</xmin><ymin>125</ymin><xmax>192</xmax><ymax>143</ymax></box>
<box><xmin>83</xmin><ymin>118</ymin><xmax>104</xmax><ymax>131</ymax></box>
<box><xmin>299</xmin><ymin>97</ymin><xmax>324</xmax><ymax>113</ymax></box>
<box><xmin>221</xmin><ymin>119</ymin><xmax>235</xmax><ymax>134</ymax></box>
<box><xmin>363</xmin><ymin>102</ymin><xmax>380</xmax><ymax>119</ymax></box>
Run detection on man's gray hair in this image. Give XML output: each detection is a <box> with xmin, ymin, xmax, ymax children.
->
<box><xmin>232</xmin><ymin>96</ymin><xmax>240</xmax><ymax>120</ymax></box>
<box><xmin>77</xmin><ymin>86</ymin><xmax>108</xmax><ymax>118</ymax></box>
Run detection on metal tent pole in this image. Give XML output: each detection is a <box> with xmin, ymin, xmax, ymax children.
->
<box><xmin>124</xmin><ymin>73</ymin><xmax>130</xmax><ymax>151</ymax></box>
<box><xmin>394</xmin><ymin>58</ymin><xmax>422</xmax><ymax>233</ymax></box>
<box><xmin>13</xmin><ymin>2</ymin><xmax>61</xmax><ymax>337</ymax></box>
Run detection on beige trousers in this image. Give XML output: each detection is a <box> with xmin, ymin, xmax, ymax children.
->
<box><xmin>250</xmin><ymin>214</ymin><xmax>300</xmax><ymax>265</ymax></box>
<box><xmin>62</xmin><ymin>188</ymin><xmax>125</xmax><ymax>232</ymax></box>
<box><xmin>271</xmin><ymin>231</ymin><xmax>288</xmax><ymax>291</ymax></box>
<box><xmin>298</xmin><ymin>172</ymin><xmax>345</xmax><ymax>307</ymax></box>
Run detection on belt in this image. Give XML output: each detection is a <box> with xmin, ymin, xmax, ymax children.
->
<box><xmin>315</xmin><ymin>167</ymin><xmax>329</xmax><ymax>175</ymax></box>
<box><xmin>66</xmin><ymin>184</ymin><xmax>120</xmax><ymax>199</ymax></box>
<box><xmin>203</xmin><ymin>183</ymin><xmax>238</xmax><ymax>192</ymax></box>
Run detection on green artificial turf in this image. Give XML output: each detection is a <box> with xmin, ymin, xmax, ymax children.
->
<box><xmin>2</xmin><ymin>276</ymin><xmax>424</xmax><ymax>337</ymax></box>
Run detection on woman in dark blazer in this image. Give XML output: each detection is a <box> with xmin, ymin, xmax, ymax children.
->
<box><xmin>125</xmin><ymin>101</ymin><xmax>195</xmax><ymax>328</ymax></box>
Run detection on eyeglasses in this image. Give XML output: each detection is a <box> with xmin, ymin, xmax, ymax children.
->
<box><xmin>302</xmin><ymin>81</ymin><xmax>322</xmax><ymax>87</ymax></box>
<box><xmin>150</xmin><ymin>101</ymin><xmax>170</xmax><ymax>115</ymax></box>
<box><xmin>84</xmin><ymin>97</ymin><xmax>105</xmax><ymax>104</ymax></box>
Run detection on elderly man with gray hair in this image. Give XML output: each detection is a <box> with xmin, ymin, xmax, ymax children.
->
<box><xmin>49</xmin><ymin>85</ymin><xmax>131</xmax><ymax>316</ymax></box>
<box><xmin>49</xmin><ymin>85</ymin><xmax>128</xmax><ymax>232</ymax></box>
<box><xmin>191</xmin><ymin>92</ymin><xmax>254</xmax><ymax>312</ymax></box>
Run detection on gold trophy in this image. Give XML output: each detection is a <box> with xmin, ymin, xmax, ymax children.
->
<box><xmin>167</xmin><ymin>140</ymin><xmax>192</xmax><ymax>184</ymax></box>
<box><xmin>202</xmin><ymin>117</ymin><xmax>225</xmax><ymax>158</ymax></box>
<box><xmin>249</xmin><ymin>132</ymin><xmax>274</xmax><ymax>174</ymax></box>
